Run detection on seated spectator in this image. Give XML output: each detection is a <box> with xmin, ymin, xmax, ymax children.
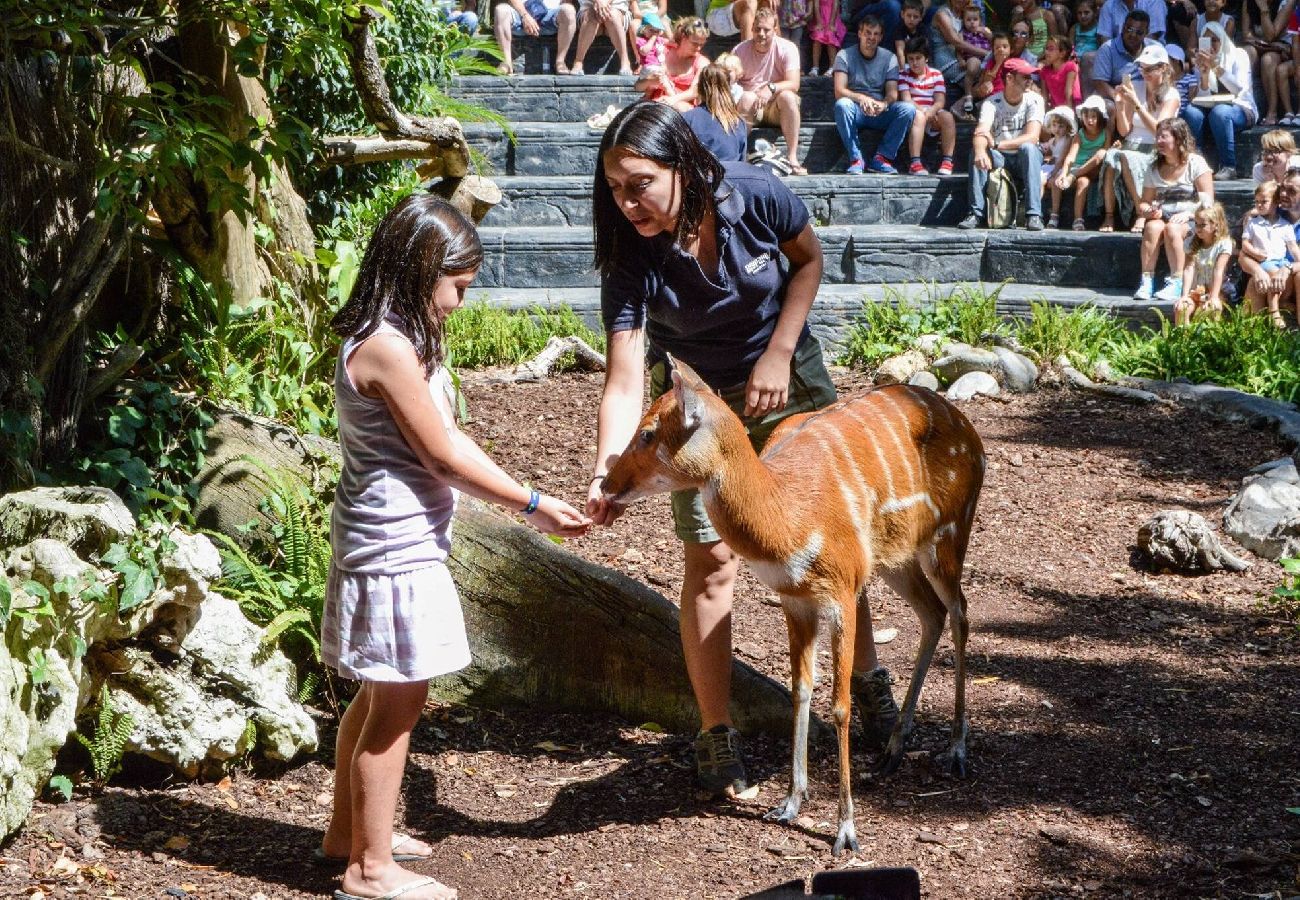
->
<box><xmin>898</xmin><ymin>36</ymin><xmax>956</xmax><ymax>174</ymax></box>
<box><xmin>1071</xmin><ymin>0</ymin><xmax>1100</xmax><ymax>84</ymax></box>
<box><xmin>683</xmin><ymin>63</ymin><xmax>749</xmax><ymax>161</ymax></box>
<box><xmin>1009</xmin><ymin>18</ymin><xmax>1039</xmax><ymax>63</ymax></box>
<box><xmin>1040</xmin><ymin>105</ymin><xmax>1076</xmax><ymax>226</ymax></box>
<box><xmin>1131</xmin><ymin>117</ymin><xmax>1213</xmax><ymax>301</ymax></box>
<box><xmin>927</xmin><ymin>0</ymin><xmax>987</xmax><ymax>119</ymax></box>
<box><xmin>637</xmin><ymin>16</ymin><xmax>711</xmax><ymax>110</ymax></box>
<box><xmin>973</xmin><ymin>31</ymin><xmax>1012</xmax><ymax>100</ymax></box>
<box><xmin>958</xmin><ymin>57</ymin><xmax>1046</xmax><ymax>230</ymax></box>
<box><xmin>1242</xmin><ymin>179</ymin><xmax>1300</xmax><ymax>326</ymax></box>
<box><xmin>630</xmin><ymin>0</ymin><xmax>668</xmax><ymax>57</ymax></box>
<box><xmin>832</xmin><ymin>15</ymin><xmax>918</xmax><ymax>173</ymax></box>
<box><xmin>1181</xmin><ymin>22</ymin><xmax>1258</xmax><ymax>179</ymax></box>
<box><xmin>844</xmin><ymin>0</ymin><xmax>902</xmax><ymax>36</ymax></box>
<box><xmin>1054</xmin><ymin>94</ymin><xmax>1113</xmax><ymax>230</ymax></box>
<box><xmin>440</xmin><ymin>0</ymin><xmax>481</xmax><ymax>34</ymax></box>
<box><xmin>1252</xmin><ymin>129</ymin><xmax>1300</xmax><ymax>183</ymax></box>
<box><xmin>1038</xmin><ymin>34</ymin><xmax>1080</xmax><ymax>107</ymax></box>
<box><xmin>892</xmin><ymin>0</ymin><xmax>930</xmax><ymax>67</ymax></box>
<box><xmin>1239</xmin><ymin>0</ymin><xmax>1291</xmax><ymax>125</ymax></box>
<box><xmin>1168</xmin><ymin>44</ymin><xmax>1199</xmax><ymax>109</ymax></box>
<box><xmin>1092</xmin><ymin>9</ymin><xmax>1155</xmax><ymax>101</ymax></box>
<box><xmin>1174</xmin><ymin>202</ymin><xmax>1233</xmax><ymax>325</ymax></box>
<box><xmin>634</xmin><ymin>12</ymin><xmax>669</xmax><ymax>73</ymax></box>
<box><xmin>1015</xmin><ymin>0</ymin><xmax>1054</xmax><ymax>57</ymax></box>
<box><xmin>1102</xmin><ymin>41</ymin><xmax>1179</xmax><ymax>232</ymax></box>
<box><xmin>1098</xmin><ymin>0</ymin><xmax>1166</xmax><ymax>42</ymax></box>
<box><xmin>736</xmin><ymin>6</ymin><xmax>807</xmax><ymax>173</ymax></box>
<box><xmin>809</xmin><ymin>0</ymin><xmax>849</xmax><ymax>76</ymax></box>
<box><xmin>702</xmin><ymin>0</ymin><xmax>757</xmax><ymax>41</ymax></box>
<box><xmin>716</xmin><ymin>50</ymin><xmax>745</xmax><ymax>100</ymax></box>
<box><xmin>572</xmin><ymin>0</ymin><xmax>634</xmax><ymax>74</ymax></box>
<box><xmin>493</xmin><ymin>0</ymin><xmax>577</xmax><ymax>75</ymax></box>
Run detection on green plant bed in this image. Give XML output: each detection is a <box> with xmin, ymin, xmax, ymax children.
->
<box><xmin>445</xmin><ymin>302</ymin><xmax>605</xmax><ymax>369</ymax></box>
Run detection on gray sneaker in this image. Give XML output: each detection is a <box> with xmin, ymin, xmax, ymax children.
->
<box><xmin>693</xmin><ymin>724</ymin><xmax>748</xmax><ymax>798</ymax></box>
<box><xmin>852</xmin><ymin>667</ymin><xmax>900</xmax><ymax>751</ymax></box>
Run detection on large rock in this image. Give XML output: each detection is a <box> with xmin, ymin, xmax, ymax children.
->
<box><xmin>991</xmin><ymin>346</ymin><xmax>1039</xmax><ymax>393</ymax></box>
<box><xmin>946</xmin><ymin>371</ymin><xmax>1001</xmax><ymax>402</ymax></box>
<box><xmin>1224</xmin><ymin>462</ymin><xmax>1300</xmax><ymax>560</ymax></box>
<box><xmin>875</xmin><ymin>350</ymin><xmax>928</xmax><ymax>385</ymax></box>
<box><xmin>1137</xmin><ymin>509</ymin><xmax>1251</xmax><ymax>573</ymax></box>
<box><xmin>908</xmin><ymin>370</ymin><xmax>941</xmax><ymax>392</ymax></box>
<box><xmin>103</xmin><ymin>594</ymin><xmax>318</xmax><ymax>777</ymax></box>
<box><xmin>0</xmin><ymin>487</ymin><xmax>133</xmax><ymax>559</ymax></box>
<box><xmin>932</xmin><ymin>347</ymin><xmax>1002</xmax><ymax>386</ymax></box>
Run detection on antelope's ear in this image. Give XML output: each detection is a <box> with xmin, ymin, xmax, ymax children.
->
<box><xmin>668</xmin><ymin>358</ymin><xmax>706</xmax><ymax>431</ymax></box>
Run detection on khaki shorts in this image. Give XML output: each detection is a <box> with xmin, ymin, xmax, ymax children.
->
<box><xmin>648</xmin><ymin>336</ymin><xmax>837</xmax><ymax>544</ymax></box>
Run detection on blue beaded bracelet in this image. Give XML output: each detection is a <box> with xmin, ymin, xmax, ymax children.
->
<box><xmin>522</xmin><ymin>488</ymin><xmax>540</xmax><ymax>515</ymax></box>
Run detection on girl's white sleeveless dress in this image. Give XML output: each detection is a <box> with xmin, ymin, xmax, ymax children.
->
<box><xmin>321</xmin><ymin>321</ymin><xmax>472</xmax><ymax>682</ymax></box>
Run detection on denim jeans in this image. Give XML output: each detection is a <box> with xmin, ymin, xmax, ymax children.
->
<box><xmin>1180</xmin><ymin>103</ymin><xmax>1249</xmax><ymax>169</ymax></box>
<box><xmin>843</xmin><ymin>0</ymin><xmax>901</xmax><ymax>33</ymax></box>
<box><xmin>967</xmin><ymin>145</ymin><xmax>1044</xmax><ymax>218</ymax></box>
<box><xmin>833</xmin><ymin>98</ymin><xmax>916</xmax><ymax>164</ymax></box>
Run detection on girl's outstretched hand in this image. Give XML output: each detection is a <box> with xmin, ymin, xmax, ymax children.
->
<box><xmin>586</xmin><ymin>477</ymin><xmax>626</xmax><ymax>527</ymax></box>
<box><xmin>526</xmin><ymin>495</ymin><xmax>592</xmax><ymax>537</ymax></box>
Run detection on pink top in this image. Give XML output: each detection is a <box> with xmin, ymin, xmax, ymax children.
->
<box><xmin>637</xmin><ymin>34</ymin><xmax>667</xmax><ymax>68</ymax></box>
<box><xmin>330</xmin><ymin>320</ymin><xmax>458</xmax><ymax>574</ymax></box>
<box><xmin>734</xmin><ymin>35</ymin><xmax>801</xmax><ymax>91</ymax></box>
<box><xmin>1038</xmin><ymin>60</ymin><xmax>1081</xmax><ymax>107</ymax></box>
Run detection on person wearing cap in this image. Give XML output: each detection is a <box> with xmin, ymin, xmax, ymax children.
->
<box><xmin>634</xmin><ymin>11</ymin><xmax>669</xmax><ymax>72</ymax></box>
<box><xmin>631</xmin><ymin>1</ymin><xmax>668</xmax><ymax>56</ymax></box>
<box><xmin>1101</xmin><ymin>40</ymin><xmax>1179</xmax><ymax>232</ymax></box>
<box><xmin>1166</xmin><ymin>43</ymin><xmax>1200</xmax><ymax>110</ymax></box>
<box><xmin>735</xmin><ymin>6</ymin><xmax>807</xmax><ymax>174</ymax></box>
<box><xmin>1181</xmin><ymin>21</ymin><xmax>1257</xmax><ymax>180</ymax></box>
<box><xmin>1091</xmin><ymin>9</ymin><xmax>1158</xmax><ymax>101</ymax></box>
<box><xmin>958</xmin><ymin>57</ymin><xmax>1047</xmax><ymax>231</ymax></box>
<box><xmin>832</xmin><ymin>15</ymin><xmax>918</xmax><ymax>174</ymax></box>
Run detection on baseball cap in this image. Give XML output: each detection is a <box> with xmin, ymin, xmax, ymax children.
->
<box><xmin>1134</xmin><ymin>43</ymin><xmax>1170</xmax><ymax>66</ymax></box>
<box><xmin>1003</xmin><ymin>57</ymin><xmax>1039</xmax><ymax>76</ymax></box>
<box><xmin>1165</xmin><ymin>43</ymin><xmax>1186</xmax><ymax>63</ymax></box>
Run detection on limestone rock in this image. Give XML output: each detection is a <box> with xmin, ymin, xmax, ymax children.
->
<box><xmin>1223</xmin><ymin>468</ymin><xmax>1300</xmax><ymax>561</ymax></box>
<box><xmin>105</xmin><ymin>594</ymin><xmax>318</xmax><ymax>778</ymax></box>
<box><xmin>1137</xmin><ymin>510</ymin><xmax>1251</xmax><ymax>573</ymax></box>
<box><xmin>932</xmin><ymin>347</ymin><xmax>1002</xmax><ymax>386</ymax></box>
<box><xmin>875</xmin><ymin>350</ymin><xmax>928</xmax><ymax>385</ymax></box>
<box><xmin>1249</xmin><ymin>457</ymin><xmax>1299</xmax><ymax>481</ymax></box>
<box><xmin>991</xmin><ymin>346</ymin><xmax>1039</xmax><ymax>393</ymax></box>
<box><xmin>908</xmin><ymin>370</ymin><xmax>941</xmax><ymax>392</ymax></box>
<box><xmin>946</xmin><ymin>371</ymin><xmax>1001</xmax><ymax>402</ymax></box>
<box><xmin>0</xmin><ymin>487</ymin><xmax>133</xmax><ymax>559</ymax></box>
<box><xmin>912</xmin><ymin>334</ymin><xmax>947</xmax><ymax>357</ymax></box>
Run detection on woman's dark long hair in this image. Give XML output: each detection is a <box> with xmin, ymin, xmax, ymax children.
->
<box><xmin>330</xmin><ymin>193</ymin><xmax>482</xmax><ymax>375</ymax></box>
<box><xmin>593</xmin><ymin>101</ymin><xmax>726</xmax><ymax>276</ymax></box>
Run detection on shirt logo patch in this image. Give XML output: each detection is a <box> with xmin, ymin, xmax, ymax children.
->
<box><xmin>744</xmin><ymin>252</ymin><xmax>771</xmax><ymax>275</ymax></box>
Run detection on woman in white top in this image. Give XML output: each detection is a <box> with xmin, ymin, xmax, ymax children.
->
<box><xmin>1133</xmin><ymin>117</ymin><xmax>1214</xmax><ymax>301</ymax></box>
<box><xmin>1102</xmin><ymin>42</ymin><xmax>1181</xmax><ymax>232</ymax></box>
<box><xmin>1181</xmin><ymin>21</ymin><xmax>1258</xmax><ymax>179</ymax></box>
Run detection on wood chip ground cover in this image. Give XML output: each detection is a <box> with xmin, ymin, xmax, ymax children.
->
<box><xmin>5</xmin><ymin>372</ymin><xmax>1298</xmax><ymax>899</ymax></box>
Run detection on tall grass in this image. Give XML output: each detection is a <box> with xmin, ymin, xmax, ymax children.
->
<box><xmin>445</xmin><ymin>301</ymin><xmax>605</xmax><ymax>368</ymax></box>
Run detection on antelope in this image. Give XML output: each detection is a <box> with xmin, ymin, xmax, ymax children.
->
<box><xmin>600</xmin><ymin>357</ymin><xmax>985</xmax><ymax>856</ymax></box>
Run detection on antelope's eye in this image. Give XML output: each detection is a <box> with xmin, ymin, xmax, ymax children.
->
<box><xmin>637</xmin><ymin>428</ymin><xmax>655</xmax><ymax>447</ymax></box>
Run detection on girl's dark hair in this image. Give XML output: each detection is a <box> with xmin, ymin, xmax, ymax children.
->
<box><xmin>593</xmin><ymin>101</ymin><xmax>725</xmax><ymax>276</ymax></box>
<box><xmin>330</xmin><ymin>193</ymin><xmax>482</xmax><ymax>375</ymax></box>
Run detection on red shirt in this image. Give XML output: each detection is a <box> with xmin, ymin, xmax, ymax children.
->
<box><xmin>1039</xmin><ymin>59</ymin><xmax>1081</xmax><ymax>107</ymax></box>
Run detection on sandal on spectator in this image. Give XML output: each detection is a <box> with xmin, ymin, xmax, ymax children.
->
<box><xmin>1047</xmin><ymin>214</ymin><xmax>1060</xmax><ymax>228</ymax></box>
<box><xmin>788</xmin><ymin>161</ymin><xmax>808</xmax><ymax>175</ymax></box>
<box><xmin>570</xmin><ymin>63</ymin><xmax>585</xmax><ymax>75</ymax></box>
<box><xmin>1129</xmin><ymin>216</ymin><xmax>1145</xmax><ymax>233</ymax></box>
<box><xmin>1099</xmin><ymin>216</ymin><xmax>1115</xmax><ymax>233</ymax></box>
<box><xmin>556</xmin><ymin>62</ymin><xmax>571</xmax><ymax>74</ymax></box>
<box><xmin>1072</xmin><ymin>218</ymin><xmax>1086</xmax><ymax>231</ymax></box>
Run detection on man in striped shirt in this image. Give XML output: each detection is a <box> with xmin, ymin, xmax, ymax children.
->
<box><xmin>897</xmin><ymin>36</ymin><xmax>956</xmax><ymax>174</ymax></box>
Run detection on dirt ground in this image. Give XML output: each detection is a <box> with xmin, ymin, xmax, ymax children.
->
<box><xmin>5</xmin><ymin>370</ymin><xmax>1299</xmax><ymax>900</ymax></box>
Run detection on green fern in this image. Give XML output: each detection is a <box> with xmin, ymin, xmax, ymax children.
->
<box><xmin>74</xmin><ymin>685</ymin><xmax>134</xmax><ymax>783</ymax></box>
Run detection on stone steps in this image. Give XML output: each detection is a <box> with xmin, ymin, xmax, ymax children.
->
<box><xmin>482</xmin><ymin>173</ymin><xmax>1258</xmax><ymax>228</ymax></box>
<box><xmin>473</xmin><ymin>223</ymin><xmax>1164</xmax><ymax>290</ymax></box>
<box><xmin>465</xmin><ymin>281</ymin><xmax>1171</xmax><ymax>351</ymax></box>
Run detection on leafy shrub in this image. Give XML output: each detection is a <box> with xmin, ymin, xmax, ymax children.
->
<box><xmin>1268</xmin><ymin>557</ymin><xmax>1300</xmax><ymax>630</ymax></box>
<box><xmin>838</xmin><ymin>285</ymin><xmax>1003</xmax><ymax>370</ymax></box>
<box><xmin>445</xmin><ymin>302</ymin><xmax>605</xmax><ymax>369</ymax></box>
<box><xmin>1017</xmin><ymin>300</ymin><xmax>1130</xmax><ymax>369</ymax></box>
<box><xmin>75</xmin><ymin>685</ymin><xmax>135</xmax><ymax>784</ymax></box>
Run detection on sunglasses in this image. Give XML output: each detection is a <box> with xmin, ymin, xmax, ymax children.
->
<box><xmin>1013</xmin><ymin>29</ymin><xmax>1030</xmax><ymax>35</ymax></box>
<box><xmin>1123</xmin><ymin>25</ymin><xmax>1147</xmax><ymax>34</ymax></box>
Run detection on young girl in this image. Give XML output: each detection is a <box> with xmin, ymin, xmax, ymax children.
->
<box><xmin>1175</xmin><ymin>203</ymin><xmax>1233</xmax><ymax>324</ymax></box>
<box><xmin>320</xmin><ymin>195</ymin><xmax>589</xmax><ymax>900</ymax></box>
<box><xmin>973</xmin><ymin>31</ymin><xmax>1012</xmax><ymax>99</ymax></box>
<box><xmin>1038</xmin><ymin>34</ymin><xmax>1080</xmax><ymax>107</ymax></box>
<box><xmin>635</xmin><ymin>11</ymin><xmax>669</xmax><ymax>74</ymax></box>
<box><xmin>1054</xmin><ymin>94</ymin><xmax>1111</xmax><ymax>230</ymax></box>
<box><xmin>807</xmin><ymin>0</ymin><xmax>847</xmax><ymax>77</ymax></box>
<box><xmin>1040</xmin><ymin>105</ymin><xmax>1076</xmax><ymax>227</ymax></box>
<box><xmin>1242</xmin><ymin>179</ymin><xmax>1300</xmax><ymax>325</ymax></box>
<box><xmin>716</xmin><ymin>50</ymin><xmax>745</xmax><ymax>101</ymax></box>
<box><xmin>1013</xmin><ymin>0</ymin><xmax>1053</xmax><ymax>57</ymax></box>
<box><xmin>958</xmin><ymin>5</ymin><xmax>992</xmax><ymax>116</ymax></box>
<box><xmin>1070</xmin><ymin>0</ymin><xmax>1099</xmax><ymax>56</ymax></box>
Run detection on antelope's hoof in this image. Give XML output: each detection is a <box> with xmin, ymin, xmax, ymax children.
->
<box><xmin>936</xmin><ymin>744</ymin><xmax>969</xmax><ymax>779</ymax></box>
<box><xmin>764</xmin><ymin>797</ymin><xmax>802</xmax><ymax>824</ymax></box>
<box><xmin>832</xmin><ymin>820</ymin><xmax>859</xmax><ymax>856</ymax></box>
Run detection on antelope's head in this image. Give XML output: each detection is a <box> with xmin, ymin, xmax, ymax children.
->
<box><xmin>601</xmin><ymin>356</ymin><xmax>730</xmax><ymax>506</ymax></box>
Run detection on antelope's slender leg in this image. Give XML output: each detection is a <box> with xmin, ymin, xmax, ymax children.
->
<box><xmin>766</xmin><ymin>597</ymin><xmax>819</xmax><ymax>823</ymax></box>
<box><xmin>830</xmin><ymin>588</ymin><xmax>860</xmax><ymax>856</ymax></box>
<box><xmin>877</xmin><ymin>561</ymin><xmax>948</xmax><ymax>776</ymax></box>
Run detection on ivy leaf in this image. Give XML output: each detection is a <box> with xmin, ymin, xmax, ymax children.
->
<box><xmin>27</xmin><ymin>647</ymin><xmax>49</xmax><ymax>684</ymax></box>
<box><xmin>0</xmin><ymin>575</ymin><xmax>10</xmax><ymax>628</ymax></box>
<box><xmin>48</xmin><ymin>775</ymin><xmax>74</xmax><ymax>803</ymax></box>
<box><xmin>116</xmin><ymin>560</ymin><xmax>155</xmax><ymax>613</ymax></box>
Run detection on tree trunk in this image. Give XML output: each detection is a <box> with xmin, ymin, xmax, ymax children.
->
<box><xmin>192</xmin><ymin>409</ymin><xmax>796</xmax><ymax>737</ymax></box>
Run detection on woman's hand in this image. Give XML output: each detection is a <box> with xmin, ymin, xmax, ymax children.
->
<box><xmin>744</xmin><ymin>348</ymin><xmax>792</xmax><ymax>417</ymax></box>
<box><xmin>1053</xmin><ymin>170</ymin><xmax>1073</xmax><ymax>190</ymax></box>
<box><xmin>526</xmin><ymin>494</ymin><xmax>592</xmax><ymax>536</ymax></box>
<box><xmin>1168</xmin><ymin>211</ymin><xmax>1191</xmax><ymax>226</ymax></box>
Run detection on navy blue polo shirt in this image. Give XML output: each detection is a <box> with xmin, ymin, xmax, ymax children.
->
<box><xmin>601</xmin><ymin>162</ymin><xmax>812</xmax><ymax>390</ymax></box>
<box><xmin>681</xmin><ymin>106</ymin><xmax>748</xmax><ymax>163</ymax></box>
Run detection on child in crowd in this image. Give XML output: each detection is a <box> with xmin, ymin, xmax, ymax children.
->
<box><xmin>808</xmin><ymin>0</ymin><xmax>848</xmax><ymax>76</ymax></box>
<box><xmin>958</xmin><ymin>5</ymin><xmax>992</xmax><ymax>117</ymax></box>
<box><xmin>1253</xmin><ymin>128</ymin><xmax>1300</xmax><ymax>183</ymax></box>
<box><xmin>635</xmin><ymin>12</ymin><xmax>669</xmax><ymax>75</ymax></box>
<box><xmin>1040</xmin><ymin>105</ymin><xmax>1076</xmax><ymax>226</ymax></box>
<box><xmin>320</xmin><ymin>195</ymin><xmax>589</xmax><ymax>900</ymax></box>
<box><xmin>1167</xmin><ymin>44</ymin><xmax>1199</xmax><ymax>111</ymax></box>
<box><xmin>1038</xmin><ymin>34</ymin><xmax>1080</xmax><ymax>106</ymax></box>
<box><xmin>630</xmin><ymin>0</ymin><xmax>668</xmax><ymax>63</ymax></box>
<box><xmin>716</xmin><ymin>51</ymin><xmax>745</xmax><ymax>101</ymax></box>
<box><xmin>1175</xmin><ymin>202</ymin><xmax>1233</xmax><ymax>324</ymax></box>
<box><xmin>891</xmin><ymin>0</ymin><xmax>929</xmax><ymax>69</ymax></box>
<box><xmin>974</xmin><ymin>31</ymin><xmax>1012</xmax><ymax>99</ymax></box>
<box><xmin>783</xmin><ymin>0</ymin><xmax>813</xmax><ymax>60</ymax></box>
<box><xmin>1069</xmin><ymin>0</ymin><xmax>1099</xmax><ymax>56</ymax></box>
<box><xmin>1242</xmin><ymin>180</ymin><xmax>1300</xmax><ymax>327</ymax></box>
<box><xmin>898</xmin><ymin>35</ymin><xmax>957</xmax><ymax>174</ymax></box>
<box><xmin>1012</xmin><ymin>0</ymin><xmax>1052</xmax><ymax>57</ymax></box>
<box><xmin>1053</xmin><ymin>94</ymin><xmax>1112</xmax><ymax>230</ymax></box>
<box><xmin>1196</xmin><ymin>0</ymin><xmax>1235</xmax><ymax>43</ymax></box>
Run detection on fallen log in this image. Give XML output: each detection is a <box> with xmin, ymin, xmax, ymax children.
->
<box><xmin>192</xmin><ymin>408</ymin><xmax>795</xmax><ymax>737</ymax></box>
